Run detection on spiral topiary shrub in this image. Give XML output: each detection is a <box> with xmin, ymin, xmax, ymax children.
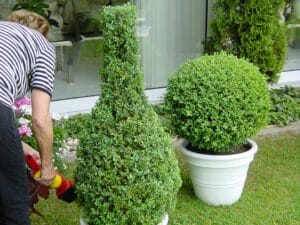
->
<box><xmin>75</xmin><ymin>4</ymin><xmax>181</xmax><ymax>225</ymax></box>
<box><xmin>206</xmin><ymin>0</ymin><xmax>287</xmax><ymax>83</ymax></box>
<box><xmin>164</xmin><ymin>52</ymin><xmax>271</xmax><ymax>153</ymax></box>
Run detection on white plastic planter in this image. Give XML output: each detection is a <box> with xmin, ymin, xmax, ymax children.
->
<box><xmin>80</xmin><ymin>214</ymin><xmax>168</xmax><ymax>225</ymax></box>
<box><xmin>180</xmin><ymin>139</ymin><xmax>258</xmax><ymax>206</ymax></box>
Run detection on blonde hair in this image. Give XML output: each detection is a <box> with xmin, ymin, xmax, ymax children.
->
<box><xmin>7</xmin><ymin>9</ymin><xmax>49</xmax><ymax>37</ymax></box>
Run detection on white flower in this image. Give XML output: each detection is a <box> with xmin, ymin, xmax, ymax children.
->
<box><xmin>52</xmin><ymin>112</ymin><xmax>62</xmax><ymax>121</ymax></box>
<box><xmin>63</xmin><ymin>114</ymin><xmax>69</xmax><ymax>120</ymax></box>
<box><xmin>20</xmin><ymin>105</ymin><xmax>32</xmax><ymax>115</ymax></box>
<box><xmin>18</xmin><ymin>117</ymin><xmax>30</xmax><ymax>125</ymax></box>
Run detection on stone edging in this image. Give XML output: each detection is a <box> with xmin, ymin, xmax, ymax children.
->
<box><xmin>257</xmin><ymin>122</ymin><xmax>300</xmax><ymax>136</ymax></box>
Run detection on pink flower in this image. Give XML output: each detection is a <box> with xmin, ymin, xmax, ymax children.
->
<box><xmin>14</xmin><ymin>97</ymin><xmax>31</xmax><ymax>109</ymax></box>
<box><xmin>18</xmin><ymin>124</ymin><xmax>33</xmax><ymax>137</ymax></box>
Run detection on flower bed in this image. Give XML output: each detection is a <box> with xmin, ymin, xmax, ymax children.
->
<box><xmin>14</xmin><ymin>96</ymin><xmax>69</xmax><ymax>171</ymax></box>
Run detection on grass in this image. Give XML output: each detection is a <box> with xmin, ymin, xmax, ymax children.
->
<box><xmin>169</xmin><ymin>132</ymin><xmax>300</xmax><ymax>225</ymax></box>
<box><xmin>31</xmin><ymin>133</ymin><xmax>300</xmax><ymax>225</ymax></box>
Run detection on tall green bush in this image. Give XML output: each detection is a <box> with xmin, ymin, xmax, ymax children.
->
<box><xmin>75</xmin><ymin>4</ymin><xmax>181</xmax><ymax>225</ymax></box>
<box><xmin>206</xmin><ymin>0</ymin><xmax>287</xmax><ymax>83</ymax></box>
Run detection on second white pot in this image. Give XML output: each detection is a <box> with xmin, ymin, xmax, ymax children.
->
<box><xmin>180</xmin><ymin>139</ymin><xmax>258</xmax><ymax>206</ymax></box>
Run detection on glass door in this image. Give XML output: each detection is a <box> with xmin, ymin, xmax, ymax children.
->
<box><xmin>285</xmin><ymin>0</ymin><xmax>300</xmax><ymax>71</ymax></box>
<box><xmin>132</xmin><ymin>0</ymin><xmax>207</xmax><ymax>88</ymax></box>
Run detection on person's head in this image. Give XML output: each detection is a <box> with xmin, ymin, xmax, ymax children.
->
<box><xmin>7</xmin><ymin>9</ymin><xmax>49</xmax><ymax>38</ymax></box>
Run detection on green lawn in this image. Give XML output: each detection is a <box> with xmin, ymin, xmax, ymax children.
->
<box><xmin>31</xmin><ymin>133</ymin><xmax>300</xmax><ymax>225</ymax></box>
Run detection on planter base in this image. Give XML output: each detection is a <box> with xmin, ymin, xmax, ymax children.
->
<box><xmin>80</xmin><ymin>214</ymin><xmax>168</xmax><ymax>225</ymax></box>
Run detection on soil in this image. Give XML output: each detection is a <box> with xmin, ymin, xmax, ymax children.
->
<box><xmin>186</xmin><ymin>142</ymin><xmax>251</xmax><ymax>155</ymax></box>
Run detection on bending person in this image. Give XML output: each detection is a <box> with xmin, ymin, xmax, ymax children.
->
<box><xmin>0</xmin><ymin>9</ymin><xmax>56</xmax><ymax>225</ymax></box>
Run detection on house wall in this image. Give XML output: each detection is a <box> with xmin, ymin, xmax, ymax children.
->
<box><xmin>50</xmin><ymin>70</ymin><xmax>300</xmax><ymax>116</ymax></box>
<box><xmin>0</xmin><ymin>1</ymin><xmax>299</xmax><ymax>115</ymax></box>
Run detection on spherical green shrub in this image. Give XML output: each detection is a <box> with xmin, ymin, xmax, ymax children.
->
<box><xmin>75</xmin><ymin>4</ymin><xmax>181</xmax><ymax>225</ymax></box>
<box><xmin>164</xmin><ymin>52</ymin><xmax>271</xmax><ymax>152</ymax></box>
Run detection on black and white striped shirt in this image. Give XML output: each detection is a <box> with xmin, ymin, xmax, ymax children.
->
<box><xmin>0</xmin><ymin>21</ymin><xmax>55</xmax><ymax>107</ymax></box>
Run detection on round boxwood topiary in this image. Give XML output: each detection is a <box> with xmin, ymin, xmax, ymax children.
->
<box><xmin>75</xmin><ymin>4</ymin><xmax>181</xmax><ymax>225</ymax></box>
<box><xmin>164</xmin><ymin>52</ymin><xmax>271</xmax><ymax>153</ymax></box>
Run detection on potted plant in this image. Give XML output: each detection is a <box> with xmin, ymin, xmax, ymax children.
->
<box><xmin>75</xmin><ymin>4</ymin><xmax>181</xmax><ymax>225</ymax></box>
<box><xmin>164</xmin><ymin>52</ymin><xmax>270</xmax><ymax>206</ymax></box>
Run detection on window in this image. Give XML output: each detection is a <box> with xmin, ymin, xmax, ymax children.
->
<box><xmin>132</xmin><ymin>0</ymin><xmax>207</xmax><ymax>88</ymax></box>
<box><xmin>285</xmin><ymin>0</ymin><xmax>300</xmax><ymax>71</ymax></box>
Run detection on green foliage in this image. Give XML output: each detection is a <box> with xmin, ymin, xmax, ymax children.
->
<box><xmin>75</xmin><ymin>4</ymin><xmax>181</xmax><ymax>225</ymax></box>
<box><xmin>13</xmin><ymin>0</ymin><xmax>59</xmax><ymax>27</ymax></box>
<box><xmin>63</xmin><ymin>113</ymin><xmax>93</xmax><ymax>138</ymax></box>
<box><xmin>151</xmin><ymin>104</ymin><xmax>173</xmax><ymax>134</ymax></box>
<box><xmin>164</xmin><ymin>52</ymin><xmax>270</xmax><ymax>153</ymax></box>
<box><xmin>269</xmin><ymin>86</ymin><xmax>300</xmax><ymax>126</ymax></box>
<box><xmin>22</xmin><ymin>120</ymin><xmax>67</xmax><ymax>172</ymax></box>
<box><xmin>206</xmin><ymin>0</ymin><xmax>287</xmax><ymax>83</ymax></box>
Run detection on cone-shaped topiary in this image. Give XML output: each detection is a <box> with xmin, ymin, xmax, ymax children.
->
<box><xmin>75</xmin><ymin>4</ymin><xmax>182</xmax><ymax>225</ymax></box>
<box><xmin>206</xmin><ymin>0</ymin><xmax>287</xmax><ymax>83</ymax></box>
<box><xmin>164</xmin><ymin>52</ymin><xmax>271</xmax><ymax>153</ymax></box>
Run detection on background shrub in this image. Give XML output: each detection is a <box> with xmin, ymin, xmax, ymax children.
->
<box><xmin>13</xmin><ymin>0</ymin><xmax>59</xmax><ymax>27</ymax></box>
<box><xmin>206</xmin><ymin>0</ymin><xmax>287</xmax><ymax>83</ymax></box>
<box><xmin>75</xmin><ymin>4</ymin><xmax>181</xmax><ymax>225</ymax></box>
<box><xmin>269</xmin><ymin>86</ymin><xmax>300</xmax><ymax>126</ymax></box>
<box><xmin>164</xmin><ymin>52</ymin><xmax>270</xmax><ymax>152</ymax></box>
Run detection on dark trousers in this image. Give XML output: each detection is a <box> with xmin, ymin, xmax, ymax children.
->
<box><xmin>0</xmin><ymin>103</ymin><xmax>30</xmax><ymax>225</ymax></box>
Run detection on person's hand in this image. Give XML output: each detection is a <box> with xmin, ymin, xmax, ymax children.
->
<box><xmin>22</xmin><ymin>141</ymin><xmax>41</xmax><ymax>165</ymax></box>
<box><xmin>36</xmin><ymin>164</ymin><xmax>56</xmax><ymax>186</ymax></box>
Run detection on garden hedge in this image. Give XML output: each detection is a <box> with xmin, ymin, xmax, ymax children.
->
<box><xmin>206</xmin><ymin>0</ymin><xmax>287</xmax><ymax>83</ymax></box>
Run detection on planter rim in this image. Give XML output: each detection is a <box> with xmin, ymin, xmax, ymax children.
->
<box><xmin>180</xmin><ymin>139</ymin><xmax>257</xmax><ymax>161</ymax></box>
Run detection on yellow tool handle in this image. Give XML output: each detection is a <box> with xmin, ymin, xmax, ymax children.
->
<box><xmin>34</xmin><ymin>171</ymin><xmax>62</xmax><ymax>188</ymax></box>
<box><xmin>51</xmin><ymin>175</ymin><xmax>62</xmax><ymax>188</ymax></box>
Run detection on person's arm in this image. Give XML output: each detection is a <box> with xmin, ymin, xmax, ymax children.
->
<box><xmin>31</xmin><ymin>89</ymin><xmax>55</xmax><ymax>186</ymax></box>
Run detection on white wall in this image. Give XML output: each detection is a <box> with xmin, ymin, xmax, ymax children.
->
<box><xmin>51</xmin><ymin>70</ymin><xmax>300</xmax><ymax>116</ymax></box>
<box><xmin>270</xmin><ymin>70</ymin><xmax>300</xmax><ymax>88</ymax></box>
<box><xmin>50</xmin><ymin>88</ymin><xmax>166</xmax><ymax>116</ymax></box>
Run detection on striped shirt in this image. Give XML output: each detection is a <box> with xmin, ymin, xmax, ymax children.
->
<box><xmin>0</xmin><ymin>21</ymin><xmax>55</xmax><ymax>107</ymax></box>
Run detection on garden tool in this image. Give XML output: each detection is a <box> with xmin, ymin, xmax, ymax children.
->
<box><xmin>25</xmin><ymin>154</ymin><xmax>77</xmax><ymax>203</ymax></box>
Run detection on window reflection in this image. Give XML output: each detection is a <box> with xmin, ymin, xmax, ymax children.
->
<box><xmin>285</xmin><ymin>0</ymin><xmax>300</xmax><ymax>71</ymax></box>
